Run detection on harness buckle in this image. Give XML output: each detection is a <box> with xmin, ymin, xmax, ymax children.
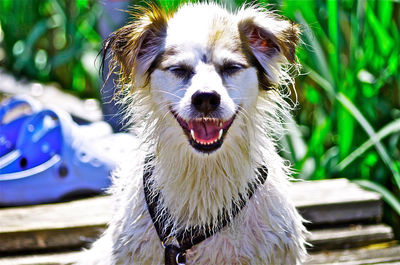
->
<box><xmin>176</xmin><ymin>251</ymin><xmax>186</xmax><ymax>265</ymax></box>
<box><xmin>161</xmin><ymin>236</ymin><xmax>175</xmax><ymax>249</ymax></box>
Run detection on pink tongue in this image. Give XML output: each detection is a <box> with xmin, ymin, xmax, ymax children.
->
<box><xmin>189</xmin><ymin>120</ymin><xmax>220</xmax><ymax>142</ymax></box>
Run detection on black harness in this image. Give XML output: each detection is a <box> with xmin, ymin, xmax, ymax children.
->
<box><xmin>143</xmin><ymin>155</ymin><xmax>268</xmax><ymax>265</ymax></box>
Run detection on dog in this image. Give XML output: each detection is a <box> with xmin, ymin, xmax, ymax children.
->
<box><xmin>78</xmin><ymin>2</ymin><xmax>307</xmax><ymax>265</ymax></box>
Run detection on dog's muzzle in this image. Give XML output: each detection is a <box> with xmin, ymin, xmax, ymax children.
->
<box><xmin>171</xmin><ymin>112</ymin><xmax>236</xmax><ymax>153</ymax></box>
<box><xmin>171</xmin><ymin>90</ymin><xmax>236</xmax><ymax>153</ymax></box>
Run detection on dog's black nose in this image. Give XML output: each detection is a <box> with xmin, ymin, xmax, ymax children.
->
<box><xmin>191</xmin><ymin>91</ymin><xmax>221</xmax><ymax>114</ymax></box>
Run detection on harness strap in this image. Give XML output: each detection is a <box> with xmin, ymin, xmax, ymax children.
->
<box><xmin>143</xmin><ymin>155</ymin><xmax>268</xmax><ymax>265</ymax></box>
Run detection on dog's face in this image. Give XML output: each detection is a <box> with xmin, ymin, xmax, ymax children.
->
<box><xmin>105</xmin><ymin>3</ymin><xmax>299</xmax><ymax>154</ymax></box>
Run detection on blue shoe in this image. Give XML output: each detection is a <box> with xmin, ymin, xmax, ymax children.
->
<box><xmin>0</xmin><ymin>108</ymin><xmax>135</xmax><ymax>206</ymax></box>
<box><xmin>0</xmin><ymin>96</ymin><xmax>40</xmax><ymax>157</ymax></box>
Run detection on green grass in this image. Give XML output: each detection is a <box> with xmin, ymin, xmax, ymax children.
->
<box><xmin>0</xmin><ymin>0</ymin><xmax>103</xmax><ymax>98</ymax></box>
<box><xmin>274</xmin><ymin>0</ymin><xmax>400</xmax><ymax>229</ymax></box>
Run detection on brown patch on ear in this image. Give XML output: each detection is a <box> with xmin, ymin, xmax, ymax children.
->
<box><xmin>246</xmin><ymin>25</ymin><xmax>281</xmax><ymax>58</ymax></box>
<box><xmin>249</xmin><ymin>29</ymin><xmax>271</xmax><ymax>52</ymax></box>
<box><xmin>276</xmin><ymin>22</ymin><xmax>300</xmax><ymax>63</ymax></box>
<box><xmin>239</xmin><ymin>15</ymin><xmax>300</xmax><ymax>63</ymax></box>
<box><xmin>102</xmin><ymin>4</ymin><xmax>170</xmax><ymax>87</ymax></box>
<box><xmin>238</xmin><ymin>9</ymin><xmax>300</xmax><ymax>90</ymax></box>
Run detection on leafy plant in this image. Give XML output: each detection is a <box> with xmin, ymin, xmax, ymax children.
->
<box><xmin>0</xmin><ymin>0</ymin><xmax>103</xmax><ymax>98</ymax></box>
<box><xmin>274</xmin><ymin>0</ymin><xmax>400</xmax><ymax>226</ymax></box>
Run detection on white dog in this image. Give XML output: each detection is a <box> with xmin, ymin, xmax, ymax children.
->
<box><xmin>78</xmin><ymin>3</ymin><xmax>307</xmax><ymax>265</ymax></box>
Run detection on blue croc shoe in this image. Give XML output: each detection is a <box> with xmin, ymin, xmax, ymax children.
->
<box><xmin>0</xmin><ymin>96</ymin><xmax>41</xmax><ymax>158</ymax></box>
<box><xmin>0</xmin><ymin>108</ymin><xmax>133</xmax><ymax>206</ymax></box>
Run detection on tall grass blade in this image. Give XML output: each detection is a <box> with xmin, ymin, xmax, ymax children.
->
<box><xmin>14</xmin><ymin>19</ymin><xmax>48</xmax><ymax>71</ymax></box>
<box><xmin>338</xmin><ymin>119</ymin><xmax>400</xmax><ymax>171</ymax></box>
<box><xmin>302</xmin><ymin>65</ymin><xmax>334</xmax><ymax>97</ymax></box>
<box><xmin>295</xmin><ymin>13</ymin><xmax>332</xmax><ymax>84</ymax></box>
<box><xmin>327</xmin><ymin>0</ymin><xmax>339</xmax><ymax>84</ymax></box>
<box><xmin>378</xmin><ymin>0</ymin><xmax>393</xmax><ymax>29</ymax></box>
<box><xmin>366</xmin><ymin>3</ymin><xmax>393</xmax><ymax>56</ymax></box>
<box><xmin>304</xmin><ymin>66</ymin><xmax>400</xmax><ymax>188</ymax></box>
<box><xmin>336</xmin><ymin>93</ymin><xmax>400</xmax><ymax>188</ymax></box>
<box><xmin>354</xmin><ymin>180</ymin><xmax>400</xmax><ymax>217</ymax></box>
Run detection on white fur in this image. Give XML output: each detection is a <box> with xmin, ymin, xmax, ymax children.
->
<box><xmin>78</xmin><ymin>3</ymin><xmax>307</xmax><ymax>265</ymax></box>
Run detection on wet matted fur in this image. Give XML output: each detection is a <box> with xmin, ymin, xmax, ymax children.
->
<box><xmin>78</xmin><ymin>3</ymin><xmax>308</xmax><ymax>265</ymax></box>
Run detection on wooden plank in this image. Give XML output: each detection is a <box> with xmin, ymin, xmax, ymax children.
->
<box><xmin>0</xmin><ymin>226</ymin><xmax>103</xmax><ymax>253</ymax></box>
<box><xmin>290</xmin><ymin>179</ymin><xmax>381</xmax><ymax>207</ymax></box>
<box><xmin>0</xmin><ymin>196</ymin><xmax>111</xmax><ymax>252</ymax></box>
<box><xmin>2</xmin><ymin>245</ymin><xmax>400</xmax><ymax>265</ymax></box>
<box><xmin>307</xmin><ymin>224</ymin><xmax>394</xmax><ymax>251</ymax></box>
<box><xmin>290</xmin><ymin>179</ymin><xmax>382</xmax><ymax>225</ymax></box>
<box><xmin>0</xmin><ymin>251</ymin><xmax>79</xmax><ymax>265</ymax></box>
<box><xmin>0</xmin><ymin>196</ymin><xmax>111</xmax><ymax>233</ymax></box>
<box><xmin>3</xmin><ymin>223</ymin><xmax>392</xmax><ymax>254</ymax></box>
<box><xmin>305</xmin><ymin>244</ymin><xmax>400</xmax><ymax>265</ymax></box>
<box><xmin>298</xmin><ymin>201</ymin><xmax>382</xmax><ymax>226</ymax></box>
<box><xmin>0</xmin><ymin>69</ymin><xmax>102</xmax><ymax>123</ymax></box>
<box><xmin>0</xmin><ymin>179</ymin><xmax>383</xmax><ymax>253</ymax></box>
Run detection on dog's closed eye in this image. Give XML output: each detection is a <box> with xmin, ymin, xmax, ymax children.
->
<box><xmin>167</xmin><ymin>65</ymin><xmax>194</xmax><ymax>79</ymax></box>
<box><xmin>220</xmin><ymin>63</ymin><xmax>246</xmax><ymax>76</ymax></box>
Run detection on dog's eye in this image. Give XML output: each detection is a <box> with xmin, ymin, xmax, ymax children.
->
<box><xmin>221</xmin><ymin>64</ymin><xmax>243</xmax><ymax>76</ymax></box>
<box><xmin>168</xmin><ymin>65</ymin><xmax>194</xmax><ymax>79</ymax></box>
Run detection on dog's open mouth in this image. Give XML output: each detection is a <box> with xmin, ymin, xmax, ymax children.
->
<box><xmin>171</xmin><ymin>110</ymin><xmax>236</xmax><ymax>153</ymax></box>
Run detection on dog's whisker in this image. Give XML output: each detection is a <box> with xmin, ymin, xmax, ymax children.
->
<box><xmin>236</xmin><ymin>106</ymin><xmax>250</xmax><ymax>122</ymax></box>
<box><xmin>230</xmin><ymin>96</ymin><xmax>254</xmax><ymax>100</ymax></box>
<box><xmin>161</xmin><ymin>110</ymin><xmax>172</xmax><ymax>121</ymax></box>
<box><xmin>155</xmin><ymin>89</ymin><xmax>183</xmax><ymax>100</ymax></box>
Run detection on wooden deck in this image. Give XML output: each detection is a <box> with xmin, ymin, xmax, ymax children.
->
<box><xmin>0</xmin><ymin>178</ymin><xmax>398</xmax><ymax>264</ymax></box>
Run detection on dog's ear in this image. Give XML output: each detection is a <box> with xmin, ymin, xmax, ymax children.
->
<box><xmin>238</xmin><ymin>7</ymin><xmax>300</xmax><ymax>86</ymax></box>
<box><xmin>102</xmin><ymin>5</ymin><xmax>168</xmax><ymax>86</ymax></box>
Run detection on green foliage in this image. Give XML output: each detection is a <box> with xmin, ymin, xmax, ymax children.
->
<box><xmin>272</xmin><ymin>0</ymin><xmax>400</xmax><ymax>222</ymax></box>
<box><xmin>0</xmin><ymin>0</ymin><xmax>103</xmax><ymax>98</ymax></box>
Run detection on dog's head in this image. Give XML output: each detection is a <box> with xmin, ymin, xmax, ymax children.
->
<box><xmin>104</xmin><ymin>3</ymin><xmax>299</xmax><ymax>154</ymax></box>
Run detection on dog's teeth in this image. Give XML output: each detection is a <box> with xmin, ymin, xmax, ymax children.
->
<box><xmin>219</xmin><ymin>121</ymin><xmax>222</xmax><ymax>127</ymax></box>
<box><xmin>218</xmin><ymin>129</ymin><xmax>223</xmax><ymax>140</ymax></box>
<box><xmin>191</xmin><ymin>130</ymin><xmax>195</xmax><ymax>139</ymax></box>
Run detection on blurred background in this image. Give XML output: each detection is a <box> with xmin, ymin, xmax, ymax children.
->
<box><xmin>0</xmin><ymin>0</ymin><xmax>399</xmax><ymax>235</ymax></box>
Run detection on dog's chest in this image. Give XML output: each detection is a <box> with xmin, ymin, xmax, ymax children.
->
<box><xmin>113</xmin><ymin>184</ymin><xmax>299</xmax><ymax>265</ymax></box>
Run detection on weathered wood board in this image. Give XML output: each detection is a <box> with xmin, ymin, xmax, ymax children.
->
<box><xmin>0</xmin><ymin>251</ymin><xmax>80</xmax><ymax>265</ymax></box>
<box><xmin>0</xmin><ymin>179</ymin><xmax>385</xmax><ymax>253</ymax></box>
<box><xmin>0</xmin><ymin>196</ymin><xmax>111</xmax><ymax>252</ymax></box>
<box><xmin>2</xmin><ymin>244</ymin><xmax>400</xmax><ymax>265</ymax></box>
<box><xmin>291</xmin><ymin>179</ymin><xmax>382</xmax><ymax>225</ymax></box>
<box><xmin>305</xmin><ymin>244</ymin><xmax>400</xmax><ymax>265</ymax></box>
<box><xmin>308</xmin><ymin>224</ymin><xmax>394</xmax><ymax>251</ymax></box>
